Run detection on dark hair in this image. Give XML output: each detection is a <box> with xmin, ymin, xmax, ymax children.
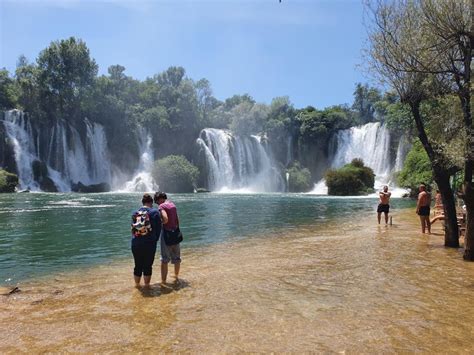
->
<box><xmin>154</xmin><ymin>191</ymin><xmax>167</xmax><ymax>203</ymax></box>
<box><xmin>142</xmin><ymin>193</ymin><xmax>153</xmax><ymax>205</ymax></box>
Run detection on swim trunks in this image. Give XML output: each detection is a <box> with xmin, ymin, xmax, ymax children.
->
<box><xmin>418</xmin><ymin>206</ymin><xmax>430</xmax><ymax>216</ymax></box>
<box><xmin>377</xmin><ymin>204</ymin><xmax>390</xmax><ymax>213</ymax></box>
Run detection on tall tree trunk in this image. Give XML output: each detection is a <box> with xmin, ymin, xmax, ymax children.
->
<box><xmin>433</xmin><ymin>168</ymin><xmax>459</xmax><ymax>247</ymax></box>
<box><xmin>463</xmin><ymin>183</ymin><xmax>474</xmax><ymax>260</ymax></box>
<box><xmin>410</xmin><ymin>101</ymin><xmax>460</xmax><ymax>246</ymax></box>
<box><xmin>461</xmin><ymin>5</ymin><xmax>474</xmax><ymax>260</ymax></box>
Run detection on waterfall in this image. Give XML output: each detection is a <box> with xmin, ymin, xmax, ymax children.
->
<box><xmin>196</xmin><ymin>128</ymin><xmax>284</xmax><ymax>192</ymax></box>
<box><xmin>85</xmin><ymin>119</ymin><xmax>111</xmax><ymax>184</ymax></box>
<box><xmin>1</xmin><ymin>110</ymin><xmax>112</xmax><ymax>191</ymax></box>
<box><xmin>394</xmin><ymin>134</ymin><xmax>410</xmax><ymax>172</ymax></box>
<box><xmin>329</xmin><ymin>122</ymin><xmax>392</xmax><ymax>178</ymax></box>
<box><xmin>309</xmin><ymin>122</ymin><xmax>410</xmax><ymax>195</ymax></box>
<box><xmin>121</xmin><ymin>127</ymin><xmax>158</xmax><ymax>192</ymax></box>
<box><xmin>3</xmin><ymin>110</ymin><xmax>40</xmax><ymax>190</ymax></box>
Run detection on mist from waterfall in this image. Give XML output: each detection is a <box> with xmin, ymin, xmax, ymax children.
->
<box><xmin>2</xmin><ymin>110</ymin><xmax>111</xmax><ymax>191</ymax></box>
<box><xmin>121</xmin><ymin>127</ymin><xmax>158</xmax><ymax>192</ymax></box>
<box><xmin>196</xmin><ymin>128</ymin><xmax>285</xmax><ymax>192</ymax></box>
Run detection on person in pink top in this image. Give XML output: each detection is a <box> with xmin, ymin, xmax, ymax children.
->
<box><xmin>154</xmin><ymin>191</ymin><xmax>182</xmax><ymax>284</ymax></box>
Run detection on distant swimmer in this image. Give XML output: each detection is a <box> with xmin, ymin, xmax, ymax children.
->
<box><xmin>416</xmin><ymin>184</ymin><xmax>431</xmax><ymax>234</ymax></box>
<box><xmin>377</xmin><ymin>185</ymin><xmax>391</xmax><ymax>224</ymax></box>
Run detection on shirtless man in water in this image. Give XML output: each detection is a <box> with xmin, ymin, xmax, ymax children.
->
<box><xmin>416</xmin><ymin>184</ymin><xmax>431</xmax><ymax>234</ymax></box>
<box><xmin>377</xmin><ymin>185</ymin><xmax>391</xmax><ymax>224</ymax></box>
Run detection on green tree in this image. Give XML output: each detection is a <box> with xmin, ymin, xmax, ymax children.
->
<box><xmin>152</xmin><ymin>155</ymin><xmax>199</xmax><ymax>193</ymax></box>
<box><xmin>0</xmin><ymin>69</ymin><xmax>18</xmax><ymax>110</ymax></box>
<box><xmin>36</xmin><ymin>37</ymin><xmax>98</xmax><ymax>120</ymax></box>
<box><xmin>397</xmin><ymin>140</ymin><xmax>433</xmax><ymax>193</ymax></box>
<box><xmin>366</xmin><ymin>0</ymin><xmax>469</xmax><ymax>250</ymax></box>
<box><xmin>229</xmin><ymin>102</ymin><xmax>268</xmax><ymax>136</ymax></box>
<box><xmin>15</xmin><ymin>56</ymin><xmax>40</xmax><ymax>114</ymax></box>
<box><xmin>352</xmin><ymin>83</ymin><xmax>382</xmax><ymax>124</ymax></box>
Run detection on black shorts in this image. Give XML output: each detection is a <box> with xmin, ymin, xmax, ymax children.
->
<box><xmin>418</xmin><ymin>206</ymin><xmax>430</xmax><ymax>216</ymax></box>
<box><xmin>377</xmin><ymin>204</ymin><xmax>389</xmax><ymax>213</ymax></box>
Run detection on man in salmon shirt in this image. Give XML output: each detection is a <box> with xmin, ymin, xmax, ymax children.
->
<box><xmin>154</xmin><ymin>191</ymin><xmax>182</xmax><ymax>284</ymax></box>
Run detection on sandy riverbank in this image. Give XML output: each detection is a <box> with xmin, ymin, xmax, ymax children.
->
<box><xmin>1</xmin><ymin>209</ymin><xmax>474</xmax><ymax>352</ymax></box>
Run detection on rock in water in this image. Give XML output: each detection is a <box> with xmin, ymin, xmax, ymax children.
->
<box><xmin>71</xmin><ymin>181</ymin><xmax>111</xmax><ymax>193</ymax></box>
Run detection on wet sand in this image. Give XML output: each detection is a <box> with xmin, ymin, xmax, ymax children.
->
<box><xmin>1</xmin><ymin>209</ymin><xmax>474</xmax><ymax>352</ymax></box>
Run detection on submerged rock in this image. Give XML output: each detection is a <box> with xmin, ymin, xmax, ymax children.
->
<box><xmin>32</xmin><ymin>160</ymin><xmax>58</xmax><ymax>192</ymax></box>
<box><xmin>71</xmin><ymin>181</ymin><xmax>111</xmax><ymax>193</ymax></box>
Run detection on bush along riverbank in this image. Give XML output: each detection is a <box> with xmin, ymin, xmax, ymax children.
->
<box><xmin>325</xmin><ymin>159</ymin><xmax>375</xmax><ymax>196</ymax></box>
<box><xmin>0</xmin><ymin>169</ymin><xmax>18</xmax><ymax>192</ymax></box>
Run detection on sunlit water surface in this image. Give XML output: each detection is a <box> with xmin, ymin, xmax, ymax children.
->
<box><xmin>1</xmin><ymin>193</ymin><xmax>474</xmax><ymax>352</ymax></box>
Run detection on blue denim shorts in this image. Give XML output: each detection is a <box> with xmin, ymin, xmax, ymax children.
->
<box><xmin>160</xmin><ymin>231</ymin><xmax>181</xmax><ymax>264</ymax></box>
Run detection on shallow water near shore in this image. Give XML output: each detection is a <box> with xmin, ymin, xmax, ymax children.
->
<box><xmin>1</xmin><ymin>194</ymin><xmax>474</xmax><ymax>352</ymax></box>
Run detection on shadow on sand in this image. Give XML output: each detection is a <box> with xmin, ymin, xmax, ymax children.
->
<box><xmin>138</xmin><ymin>279</ymin><xmax>190</xmax><ymax>298</ymax></box>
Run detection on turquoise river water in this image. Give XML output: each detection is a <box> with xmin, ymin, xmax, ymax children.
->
<box><xmin>0</xmin><ymin>193</ymin><xmax>413</xmax><ymax>284</ymax></box>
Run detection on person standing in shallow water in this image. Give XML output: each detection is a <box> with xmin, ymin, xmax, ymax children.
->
<box><xmin>416</xmin><ymin>184</ymin><xmax>431</xmax><ymax>234</ymax></box>
<box><xmin>377</xmin><ymin>185</ymin><xmax>391</xmax><ymax>224</ymax></box>
<box><xmin>130</xmin><ymin>193</ymin><xmax>161</xmax><ymax>288</ymax></box>
<box><xmin>154</xmin><ymin>191</ymin><xmax>181</xmax><ymax>284</ymax></box>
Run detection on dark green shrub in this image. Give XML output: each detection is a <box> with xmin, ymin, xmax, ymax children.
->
<box><xmin>325</xmin><ymin>159</ymin><xmax>375</xmax><ymax>196</ymax></box>
<box><xmin>0</xmin><ymin>169</ymin><xmax>18</xmax><ymax>192</ymax></box>
<box><xmin>152</xmin><ymin>155</ymin><xmax>199</xmax><ymax>193</ymax></box>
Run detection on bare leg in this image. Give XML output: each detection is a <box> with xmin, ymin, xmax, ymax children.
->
<box><xmin>143</xmin><ymin>275</ymin><xmax>151</xmax><ymax>287</ymax></box>
<box><xmin>161</xmin><ymin>262</ymin><xmax>168</xmax><ymax>284</ymax></box>
<box><xmin>134</xmin><ymin>275</ymin><xmax>141</xmax><ymax>288</ymax></box>
<box><xmin>420</xmin><ymin>216</ymin><xmax>426</xmax><ymax>233</ymax></box>
<box><xmin>377</xmin><ymin>212</ymin><xmax>381</xmax><ymax>224</ymax></box>
<box><xmin>174</xmin><ymin>262</ymin><xmax>180</xmax><ymax>281</ymax></box>
<box><xmin>384</xmin><ymin>212</ymin><xmax>389</xmax><ymax>224</ymax></box>
<box><xmin>426</xmin><ymin>217</ymin><xmax>431</xmax><ymax>234</ymax></box>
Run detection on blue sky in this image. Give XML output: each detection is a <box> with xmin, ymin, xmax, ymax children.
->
<box><xmin>0</xmin><ymin>0</ymin><xmax>368</xmax><ymax>109</ymax></box>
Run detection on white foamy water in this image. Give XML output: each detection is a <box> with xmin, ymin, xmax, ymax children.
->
<box><xmin>121</xmin><ymin>127</ymin><xmax>158</xmax><ymax>192</ymax></box>
<box><xmin>311</xmin><ymin>122</ymin><xmax>410</xmax><ymax>196</ymax></box>
<box><xmin>196</xmin><ymin>128</ymin><xmax>284</xmax><ymax>192</ymax></box>
<box><xmin>1</xmin><ymin>110</ymin><xmax>111</xmax><ymax>191</ymax></box>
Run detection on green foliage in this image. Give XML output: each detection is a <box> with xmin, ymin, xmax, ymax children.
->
<box><xmin>287</xmin><ymin>161</ymin><xmax>312</xmax><ymax>192</ymax></box>
<box><xmin>0</xmin><ymin>169</ymin><xmax>18</xmax><ymax>193</ymax></box>
<box><xmin>397</xmin><ymin>140</ymin><xmax>433</xmax><ymax>190</ymax></box>
<box><xmin>325</xmin><ymin>159</ymin><xmax>375</xmax><ymax>196</ymax></box>
<box><xmin>229</xmin><ymin>102</ymin><xmax>268</xmax><ymax>136</ymax></box>
<box><xmin>152</xmin><ymin>155</ymin><xmax>199</xmax><ymax>193</ymax></box>
<box><xmin>352</xmin><ymin>83</ymin><xmax>382</xmax><ymax>124</ymax></box>
<box><xmin>298</xmin><ymin>105</ymin><xmax>354</xmax><ymax>142</ymax></box>
<box><xmin>224</xmin><ymin>94</ymin><xmax>255</xmax><ymax>110</ymax></box>
<box><xmin>15</xmin><ymin>56</ymin><xmax>40</xmax><ymax>113</ymax></box>
<box><xmin>384</xmin><ymin>101</ymin><xmax>414</xmax><ymax>133</ymax></box>
<box><xmin>36</xmin><ymin>37</ymin><xmax>98</xmax><ymax>120</ymax></box>
<box><xmin>0</xmin><ymin>69</ymin><xmax>18</xmax><ymax>110</ymax></box>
